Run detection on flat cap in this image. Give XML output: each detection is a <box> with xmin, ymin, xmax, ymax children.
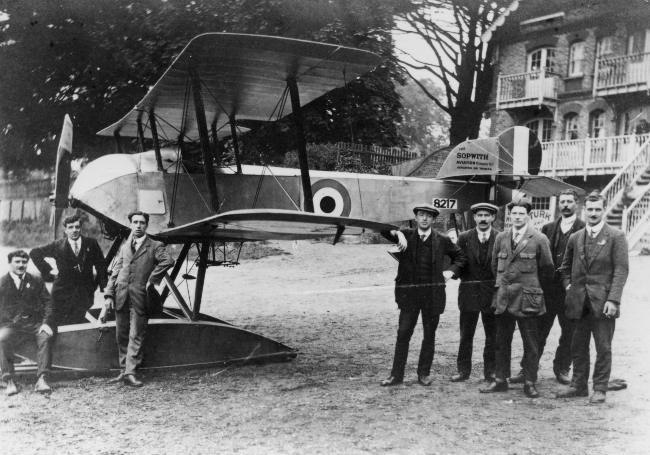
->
<box><xmin>470</xmin><ymin>202</ymin><xmax>498</xmax><ymax>214</ymax></box>
<box><xmin>412</xmin><ymin>204</ymin><xmax>440</xmax><ymax>217</ymax></box>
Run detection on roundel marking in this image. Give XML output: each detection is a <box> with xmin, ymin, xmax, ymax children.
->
<box><xmin>311</xmin><ymin>179</ymin><xmax>351</xmax><ymax>217</ymax></box>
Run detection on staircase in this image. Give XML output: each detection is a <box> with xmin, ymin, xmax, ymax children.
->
<box><xmin>602</xmin><ymin>136</ymin><xmax>650</xmax><ymax>250</ymax></box>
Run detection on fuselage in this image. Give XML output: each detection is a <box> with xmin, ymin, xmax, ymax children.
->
<box><xmin>70</xmin><ymin>149</ymin><xmax>488</xmax><ymax>238</ymax></box>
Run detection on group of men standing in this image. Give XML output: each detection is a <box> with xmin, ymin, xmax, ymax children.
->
<box><xmin>0</xmin><ymin>211</ymin><xmax>172</xmax><ymax>395</ymax></box>
<box><xmin>382</xmin><ymin>190</ymin><xmax>629</xmax><ymax>404</ymax></box>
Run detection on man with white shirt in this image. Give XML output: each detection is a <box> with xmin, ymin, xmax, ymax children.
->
<box><xmin>0</xmin><ymin>250</ymin><xmax>55</xmax><ymax>395</ymax></box>
<box><xmin>31</xmin><ymin>214</ymin><xmax>107</xmax><ymax>326</ymax></box>
<box><xmin>380</xmin><ymin>204</ymin><xmax>467</xmax><ymax>387</ymax></box>
<box><xmin>104</xmin><ymin>211</ymin><xmax>173</xmax><ymax>387</ymax></box>
<box><xmin>480</xmin><ymin>199</ymin><xmax>553</xmax><ymax>398</ymax></box>
<box><xmin>509</xmin><ymin>190</ymin><xmax>585</xmax><ymax>386</ymax></box>
<box><xmin>557</xmin><ymin>192</ymin><xmax>628</xmax><ymax>404</ymax></box>
<box><xmin>451</xmin><ymin>203</ymin><xmax>500</xmax><ymax>383</ymax></box>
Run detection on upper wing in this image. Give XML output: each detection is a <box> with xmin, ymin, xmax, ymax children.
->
<box><xmin>97</xmin><ymin>33</ymin><xmax>382</xmax><ymax>141</ymax></box>
<box><xmin>155</xmin><ymin>209</ymin><xmax>398</xmax><ymax>243</ymax></box>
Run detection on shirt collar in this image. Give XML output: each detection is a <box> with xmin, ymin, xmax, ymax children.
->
<box><xmin>133</xmin><ymin>234</ymin><xmax>147</xmax><ymax>246</ymax></box>
<box><xmin>561</xmin><ymin>214</ymin><xmax>577</xmax><ymax>225</ymax></box>
<box><xmin>417</xmin><ymin>228</ymin><xmax>432</xmax><ymax>240</ymax></box>
<box><xmin>477</xmin><ymin>227</ymin><xmax>492</xmax><ymax>238</ymax></box>
<box><xmin>512</xmin><ymin>224</ymin><xmax>527</xmax><ymax>238</ymax></box>
<box><xmin>9</xmin><ymin>270</ymin><xmax>24</xmax><ymax>288</ymax></box>
<box><xmin>587</xmin><ymin>219</ymin><xmax>606</xmax><ymax>236</ymax></box>
<box><xmin>68</xmin><ymin>237</ymin><xmax>81</xmax><ymax>249</ymax></box>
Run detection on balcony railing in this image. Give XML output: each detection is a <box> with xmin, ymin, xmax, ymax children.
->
<box><xmin>497</xmin><ymin>69</ymin><xmax>561</xmax><ymax>108</ymax></box>
<box><xmin>539</xmin><ymin>133</ymin><xmax>650</xmax><ymax>178</ymax></box>
<box><xmin>595</xmin><ymin>52</ymin><xmax>650</xmax><ymax>94</ymax></box>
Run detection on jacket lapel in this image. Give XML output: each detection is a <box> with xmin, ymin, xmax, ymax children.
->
<box><xmin>577</xmin><ymin>230</ymin><xmax>587</xmax><ymax>267</ymax></box>
<box><xmin>512</xmin><ymin>227</ymin><xmax>531</xmax><ymax>258</ymax></box>
<box><xmin>132</xmin><ymin>236</ymin><xmax>151</xmax><ymax>262</ymax></box>
<box><xmin>431</xmin><ymin>231</ymin><xmax>440</xmax><ymax>270</ymax></box>
<box><xmin>486</xmin><ymin>229</ymin><xmax>497</xmax><ymax>266</ymax></box>
<box><xmin>468</xmin><ymin>228</ymin><xmax>480</xmax><ymax>265</ymax></box>
<box><xmin>551</xmin><ymin>217</ymin><xmax>562</xmax><ymax>251</ymax></box>
<box><xmin>587</xmin><ymin>225</ymin><xmax>610</xmax><ymax>268</ymax></box>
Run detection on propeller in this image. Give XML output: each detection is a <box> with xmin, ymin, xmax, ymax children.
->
<box><xmin>50</xmin><ymin>114</ymin><xmax>73</xmax><ymax>240</ymax></box>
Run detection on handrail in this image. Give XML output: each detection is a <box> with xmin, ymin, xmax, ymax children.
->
<box><xmin>596</xmin><ymin>52</ymin><xmax>650</xmax><ymax>89</ymax></box>
<box><xmin>601</xmin><ymin>136</ymin><xmax>650</xmax><ymax>218</ymax></box>
<box><xmin>624</xmin><ymin>188</ymin><xmax>650</xmax><ymax>249</ymax></box>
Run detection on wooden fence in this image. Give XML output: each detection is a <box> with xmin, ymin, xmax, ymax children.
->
<box><xmin>335</xmin><ymin>142</ymin><xmax>417</xmax><ymax>166</ymax></box>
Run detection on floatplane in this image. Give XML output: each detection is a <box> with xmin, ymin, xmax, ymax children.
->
<box><xmin>15</xmin><ymin>33</ymin><xmax>582</xmax><ymax>375</ymax></box>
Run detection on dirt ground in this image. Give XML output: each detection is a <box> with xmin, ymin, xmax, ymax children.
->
<box><xmin>1</xmin><ymin>241</ymin><xmax>649</xmax><ymax>454</ymax></box>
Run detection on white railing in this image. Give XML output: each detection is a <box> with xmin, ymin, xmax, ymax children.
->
<box><xmin>497</xmin><ymin>69</ymin><xmax>561</xmax><ymax>107</ymax></box>
<box><xmin>540</xmin><ymin>133</ymin><xmax>650</xmax><ymax>176</ymax></box>
<box><xmin>601</xmin><ymin>136</ymin><xmax>650</xmax><ymax>218</ymax></box>
<box><xmin>596</xmin><ymin>52</ymin><xmax>650</xmax><ymax>89</ymax></box>
<box><xmin>623</xmin><ymin>188</ymin><xmax>650</xmax><ymax>249</ymax></box>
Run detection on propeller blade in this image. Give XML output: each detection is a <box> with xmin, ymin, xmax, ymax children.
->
<box><xmin>51</xmin><ymin>115</ymin><xmax>73</xmax><ymax>240</ymax></box>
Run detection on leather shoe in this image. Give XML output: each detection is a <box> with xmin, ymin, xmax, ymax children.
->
<box><xmin>523</xmin><ymin>383</ymin><xmax>539</xmax><ymax>398</ymax></box>
<box><xmin>5</xmin><ymin>379</ymin><xmax>18</xmax><ymax>396</ymax></box>
<box><xmin>589</xmin><ymin>390</ymin><xmax>606</xmax><ymax>404</ymax></box>
<box><xmin>508</xmin><ymin>370</ymin><xmax>525</xmax><ymax>384</ymax></box>
<box><xmin>418</xmin><ymin>375</ymin><xmax>432</xmax><ymax>386</ymax></box>
<box><xmin>107</xmin><ymin>373</ymin><xmax>125</xmax><ymax>384</ymax></box>
<box><xmin>555</xmin><ymin>386</ymin><xmax>589</xmax><ymax>398</ymax></box>
<box><xmin>35</xmin><ymin>375</ymin><xmax>52</xmax><ymax>394</ymax></box>
<box><xmin>555</xmin><ymin>370</ymin><xmax>571</xmax><ymax>385</ymax></box>
<box><xmin>479</xmin><ymin>380</ymin><xmax>508</xmax><ymax>393</ymax></box>
<box><xmin>380</xmin><ymin>376</ymin><xmax>403</xmax><ymax>387</ymax></box>
<box><xmin>484</xmin><ymin>372</ymin><xmax>496</xmax><ymax>382</ymax></box>
<box><xmin>450</xmin><ymin>373</ymin><xmax>470</xmax><ymax>382</ymax></box>
<box><xmin>123</xmin><ymin>374</ymin><xmax>143</xmax><ymax>388</ymax></box>
<box><xmin>608</xmin><ymin>380</ymin><xmax>627</xmax><ymax>391</ymax></box>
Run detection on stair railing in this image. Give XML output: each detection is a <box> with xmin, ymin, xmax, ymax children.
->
<box><xmin>623</xmin><ymin>187</ymin><xmax>650</xmax><ymax>250</ymax></box>
<box><xmin>601</xmin><ymin>135</ymin><xmax>650</xmax><ymax>219</ymax></box>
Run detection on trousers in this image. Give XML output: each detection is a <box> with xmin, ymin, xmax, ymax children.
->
<box><xmin>456</xmin><ymin>310</ymin><xmax>496</xmax><ymax>378</ymax></box>
<box><xmin>495</xmin><ymin>313</ymin><xmax>539</xmax><ymax>383</ymax></box>
<box><xmin>0</xmin><ymin>323</ymin><xmax>53</xmax><ymax>380</ymax></box>
<box><xmin>115</xmin><ymin>296</ymin><xmax>148</xmax><ymax>375</ymax></box>
<box><xmin>390</xmin><ymin>307</ymin><xmax>440</xmax><ymax>380</ymax></box>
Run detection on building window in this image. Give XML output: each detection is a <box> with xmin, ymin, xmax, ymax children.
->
<box><xmin>532</xmin><ymin>197</ymin><xmax>550</xmax><ymax>211</ymax></box>
<box><xmin>526</xmin><ymin>119</ymin><xmax>553</xmax><ymax>142</ymax></box>
<box><xmin>528</xmin><ymin>48</ymin><xmax>556</xmax><ymax>73</ymax></box>
<box><xmin>597</xmin><ymin>36</ymin><xmax>613</xmax><ymax>57</ymax></box>
<box><xmin>564</xmin><ymin>114</ymin><xmax>579</xmax><ymax>140</ymax></box>
<box><xmin>628</xmin><ymin>29</ymin><xmax>649</xmax><ymax>55</ymax></box>
<box><xmin>590</xmin><ymin>110</ymin><xmax>606</xmax><ymax>138</ymax></box>
<box><xmin>568</xmin><ymin>42</ymin><xmax>584</xmax><ymax>75</ymax></box>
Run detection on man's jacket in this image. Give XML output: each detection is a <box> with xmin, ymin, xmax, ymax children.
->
<box><xmin>457</xmin><ymin>227</ymin><xmax>500</xmax><ymax>313</ymax></box>
<box><xmin>0</xmin><ymin>272</ymin><xmax>54</xmax><ymax>328</ymax></box>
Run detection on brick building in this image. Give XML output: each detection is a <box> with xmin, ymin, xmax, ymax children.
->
<box><xmin>487</xmin><ymin>0</ymin><xmax>650</xmax><ymax>250</ymax></box>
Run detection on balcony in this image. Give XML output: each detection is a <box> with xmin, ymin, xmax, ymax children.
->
<box><xmin>539</xmin><ymin>133</ymin><xmax>650</xmax><ymax>178</ymax></box>
<box><xmin>496</xmin><ymin>69</ymin><xmax>562</xmax><ymax>110</ymax></box>
<box><xmin>595</xmin><ymin>52</ymin><xmax>650</xmax><ymax>96</ymax></box>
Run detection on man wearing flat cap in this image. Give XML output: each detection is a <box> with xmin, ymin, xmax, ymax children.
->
<box><xmin>450</xmin><ymin>203</ymin><xmax>500</xmax><ymax>383</ymax></box>
<box><xmin>381</xmin><ymin>204</ymin><xmax>467</xmax><ymax>387</ymax></box>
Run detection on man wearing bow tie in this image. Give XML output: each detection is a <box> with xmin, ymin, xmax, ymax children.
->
<box><xmin>451</xmin><ymin>203</ymin><xmax>500</xmax><ymax>383</ymax></box>
<box><xmin>30</xmin><ymin>214</ymin><xmax>107</xmax><ymax>326</ymax></box>
<box><xmin>0</xmin><ymin>250</ymin><xmax>55</xmax><ymax>395</ymax></box>
<box><xmin>104</xmin><ymin>211</ymin><xmax>173</xmax><ymax>387</ymax></box>
<box><xmin>380</xmin><ymin>204</ymin><xmax>467</xmax><ymax>387</ymax></box>
<box><xmin>480</xmin><ymin>199</ymin><xmax>553</xmax><ymax>398</ymax></box>
<box><xmin>556</xmin><ymin>191</ymin><xmax>628</xmax><ymax>404</ymax></box>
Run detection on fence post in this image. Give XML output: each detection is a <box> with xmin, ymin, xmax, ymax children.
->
<box><xmin>584</xmin><ymin>136</ymin><xmax>591</xmax><ymax>181</ymax></box>
<box><xmin>552</xmin><ymin>141</ymin><xmax>559</xmax><ymax>178</ymax></box>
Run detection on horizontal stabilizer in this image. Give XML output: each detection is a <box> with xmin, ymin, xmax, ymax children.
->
<box><xmin>156</xmin><ymin>209</ymin><xmax>398</xmax><ymax>242</ymax></box>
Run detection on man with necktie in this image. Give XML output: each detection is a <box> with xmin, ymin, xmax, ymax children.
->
<box><xmin>104</xmin><ymin>211</ymin><xmax>174</xmax><ymax>387</ymax></box>
<box><xmin>451</xmin><ymin>202</ymin><xmax>500</xmax><ymax>383</ymax></box>
<box><xmin>30</xmin><ymin>214</ymin><xmax>107</xmax><ymax>326</ymax></box>
<box><xmin>556</xmin><ymin>191</ymin><xmax>629</xmax><ymax>404</ymax></box>
<box><xmin>480</xmin><ymin>198</ymin><xmax>553</xmax><ymax>398</ymax></box>
<box><xmin>0</xmin><ymin>250</ymin><xmax>55</xmax><ymax>395</ymax></box>
<box><xmin>380</xmin><ymin>204</ymin><xmax>467</xmax><ymax>387</ymax></box>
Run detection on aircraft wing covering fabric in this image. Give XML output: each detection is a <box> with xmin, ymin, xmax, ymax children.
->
<box><xmin>156</xmin><ymin>209</ymin><xmax>398</xmax><ymax>242</ymax></box>
<box><xmin>495</xmin><ymin>175</ymin><xmax>586</xmax><ymax>197</ymax></box>
<box><xmin>97</xmin><ymin>33</ymin><xmax>382</xmax><ymax>140</ymax></box>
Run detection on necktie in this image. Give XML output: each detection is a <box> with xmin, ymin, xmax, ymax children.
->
<box><xmin>591</xmin><ymin>230</ymin><xmax>597</xmax><ymax>239</ymax></box>
<box><xmin>131</xmin><ymin>239</ymin><xmax>136</xmax><ymax>254</ymax></box>
<box><xmin>18</xmin><ymin>275</ymin><xmax>24</xmax><ymax>291</ymax></box>
<box><xmin>481</xmin><ymin>233</ymin><xmax>487</xmax><ymax>244</ymax></box>
<box><xmin>420</xmin><ymin>234</ymin><xmax>426</xmax><ymax>242</ymax></box>
<box><xmin>74</xmin><ymin>241</ymin><xmax>79</xmax><ymax>256</ymax></box>
<box><xmin>513</xmin><ymin>232</ymin><xmax>520</xmax><ymax>246</ymax></box>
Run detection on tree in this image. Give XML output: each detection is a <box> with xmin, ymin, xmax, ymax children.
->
<box><xmin>0</xmin><ymin>0</ymin><xmax>406</xmax><ymax>173</ymax></box>
<box><xmin>395</xmin><ymin>0</ymin><xmax>511</xmax><ymax>146</ymax></box>
<box><xmin>397</xmin><ymin>78</ymin><xmax>449</xmax><ymax>153</ymax></box>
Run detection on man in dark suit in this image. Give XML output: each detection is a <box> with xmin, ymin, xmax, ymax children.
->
<box><xmin>510</xmin><ymin>190</ymin><xmax>585</xmax><ymax>385</ymax></box>
<box><xmin>556</xmin><ymin>191</ymin><xmax>628</xmax><ymax>404</ymax></box>
<box><xmin>30</xmin><ymin>214</ymin><xmax>107</xmax><ymax>326</ymax></box>
<box><xmin>104</xmin><ymin>211</ymin><xmax>174</xmax><ymax>387</ymax></box>
<box><xmin>450</xmin><ymin>202</ymin><xmax>500</xmax><ymax>383</ymax></box>
<box><xmin>380</xmin><ymin>204</ymin><xmax>467</xmax><ymax>387</ymax></box>
<box><xmin>480</xmin><ymin>199</ymin><xmax>554</xmax><ymax>398</ymax></box>
<box><xmin>0</xmin><ymin>250</ymin><xmax>55</xmax><ymax>395</ymax></box>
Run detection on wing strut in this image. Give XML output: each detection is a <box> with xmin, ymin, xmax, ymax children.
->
<box><xmin>287</xmin><ymin>77</ymin><xmax>314</xmax><ymax>213</ymax></box>
<box><xmin>149</xmin><ymin>109</ymin><xmax>164</xmax><ymax>172</ymax></box>
<box><xmin>229</xmin><ymin>116</ymin><xmax>243</xmax><ymax>174</ymax></box>
<box><xmin>190</xmin><ymin>68</ymin><xmax>220</xmax><ymax>213</ymax></box>
<box><xmin>193</xmin><ymin>241</ymin><xmax>210</xmax><ymax>319</ymax></box>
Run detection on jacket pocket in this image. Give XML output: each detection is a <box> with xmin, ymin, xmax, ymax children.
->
<box><xmin>522</xmin><ymin>287</ymin><xmax>544</xmax><ymax>315</ymax></box>
<box><xmin>519</xmin><ymin>253</ymin><xmax>536</xmax><ymax>273</ymax></box>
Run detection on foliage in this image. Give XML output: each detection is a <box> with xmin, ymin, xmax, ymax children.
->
<box><xmin>0</xmin><ymin>0</ymin><xmax>409</xmax><ymax>173</ymax></box>
<box><xmin>395</xmin><ymin>0</ymin><xmax>511</xmax><ymax>145</ymax></box>
<box><xmin>282</xmin><ymin>143</ymin><xmax>392</xmax><ymax>175</ymax></box>
<box><xmin>397</xmin><ymin>78</ymin><xmax>450</xmax><ymax>152</ymax></box>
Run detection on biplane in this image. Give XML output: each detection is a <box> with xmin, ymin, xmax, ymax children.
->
<box><xmin>16</xmin><ymin>33</ymin><xmax>583</xmax><ymax>374</ymax></box>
